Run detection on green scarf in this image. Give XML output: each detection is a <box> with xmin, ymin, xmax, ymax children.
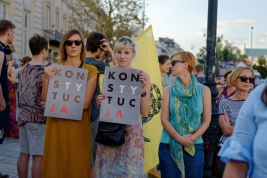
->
<box><xmin>170</xmin><ymin>74</ymin><xmax>202</xmax><ymax>177</ymax></box>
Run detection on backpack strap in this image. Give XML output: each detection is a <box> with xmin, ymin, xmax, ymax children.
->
<box><xmin>79</xmin><ymin>61</ymin><xmax>84</xmax><ymax>68</ymax></box>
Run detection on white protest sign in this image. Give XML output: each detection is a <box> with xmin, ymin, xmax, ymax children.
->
<box><xmin>44</xmin><ymin>63</ymin><xmax>88</xmax><ymax>121</ymax></box>
<box><xmin>99</xmin><ymin>67</ymin><xmax>142</xmax><ymax>125</ymax></box>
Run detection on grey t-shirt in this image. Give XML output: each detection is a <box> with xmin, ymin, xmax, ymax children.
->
<box><xmin>219</xmin><ymin>98</ymin><xmax>245</xmax><ymax>144</ymax></box>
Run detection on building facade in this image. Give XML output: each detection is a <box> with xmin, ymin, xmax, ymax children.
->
<box><xmin>0</xmin><ymin>0</ymin><xmax>76</xmax><ymax>62</ymax></box>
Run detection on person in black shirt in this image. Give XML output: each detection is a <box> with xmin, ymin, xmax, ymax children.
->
<box><xmin>0</xmin><ymin>19</ymin><xmax>15</xmax><ymax>178</ymax></box>
<box><xmin>84</xmin><ymin>32</ymin><xmax>117</xmax><ymax>178</ymax></box>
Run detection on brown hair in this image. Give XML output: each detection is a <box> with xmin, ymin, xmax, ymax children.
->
<box><xmin>171</xmin><ymin>51</ymin><xmax>196</xmax><ymax>73</ymax></box>
<box><xmin>224</xmin><ymin>70</ymin><xmax>232</xmax><ymax>80</ymax></box>
<box><xmin>158</xmin><ymin>55</ymin><xmax>170</xmax><ymax>64</ymax></box>
<box><xmin>59</xmin><ymin>29</ymin><xmax>85</xmax><ymax>62</ymax></box>
<box><xmin>22</xmin><ymin>56</ymin><xmax>32</xmax><ymax>66</ymax></box>
<box><xmin>229</xmin><ymin>66</ymin><xmax>254</xmax><ymax>86</ymax></box>
<box><xmin>0</xmin><ymin>19</ymin><xmax>15</xmax><ymax>36</ymax></box>
<box><xmin>262</xmin><ymin>86</ymin><xmax>267</xmax><ymax>106</ymax></box>
<box><xmin>195</xmin><ymin>63</ymin><xmax>204</xmax><ymax>72</ymax></box>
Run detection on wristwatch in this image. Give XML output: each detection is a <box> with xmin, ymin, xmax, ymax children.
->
<box><xmin>141</xmin><ymin>91</ymin><xmax>147</xmax><ymax>97</ymax></box>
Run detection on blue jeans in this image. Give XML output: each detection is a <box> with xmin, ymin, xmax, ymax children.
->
<box><xmin>158</xmin><ymin>143</ymin><xmax>204</xmax><ymax>178</ymax></box>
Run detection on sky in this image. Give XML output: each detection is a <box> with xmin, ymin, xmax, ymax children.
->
<box><xmin>144</xmin><ymin>0</ymin><xmax>267</xmax><ymax>56</ymax></box>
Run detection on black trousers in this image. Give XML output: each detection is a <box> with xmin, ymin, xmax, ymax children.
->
<box><xmin>0</xmin><ymin>102</ymin><xmax>10</xmax><ymax>144</ymax></box>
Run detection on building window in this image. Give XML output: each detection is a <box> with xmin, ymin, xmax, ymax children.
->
<box><xmin>0</xmin><ymin>3</ymin><xmax>7</xmax><ymax>19</ymax></box>
<box><xmin>55</xmin><ymin>11</ymin><xmax>59</xmax><ymax>31</ymax></box>
<box><xmin>62</xmin><ymin>17</ymin><xmax>66</xmax><ymax>33</ymax></box>
<box><xmin>46</xmin><ymin>6</ymin><xmax>51</xmax><ymax>29</ymax></box>
<box><xmin>22</xmin><ymin>11</ymin><xmax>29</xmax><ymax>56</ymax></box>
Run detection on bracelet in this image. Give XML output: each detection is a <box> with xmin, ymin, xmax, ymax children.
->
<box><xmin>141</xmin><ymin>91</ymin><xmax>147</xmax><ymax>97</ymax></box>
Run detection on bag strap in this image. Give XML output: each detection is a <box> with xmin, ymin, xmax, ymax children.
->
<box><xmin>79</xmin><ymin>61</ymin><xmax>84</xmax><ymax>68</ymax></box>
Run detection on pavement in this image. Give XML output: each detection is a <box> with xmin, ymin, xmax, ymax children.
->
<box><xmin>0</xmin><ymin>137</ymin><xmax>32</xmax><ymax>178</ymax></box>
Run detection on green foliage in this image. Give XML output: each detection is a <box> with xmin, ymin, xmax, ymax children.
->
<box><xmin>252</xmin><ymin>65</ymin><xmax>267</xmax><ymax>79</ymax></box>
<box><xmin>257</xmin><ymin>54</ymin><xmax>266</xmax><ymax>67</ymax></box>
<box><xmin>196</xmin><ymin>35</ymin><xmax>249</xmax><ymax>74</ymax></box>
<box><xmin>62</xmin><ymin>0</ymin><xmax>147</xmax><ymax>43</ymax></box>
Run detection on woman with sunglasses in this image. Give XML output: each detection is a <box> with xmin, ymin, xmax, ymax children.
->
<box><xmin>42</xmin><ymin>29</ymin><xmax>98</xmax><ymax>177</ymax></box>
<box><xmin>218</xmin><ymin>77</ymin><xmax>267</xmax><ymax>178</ymax></box>
<box><xmin>158</xmin><ymin>51</ymin><xmax>211</xmax><ymax>178</ymax></box>
<box><xmin>95</xmin><ymin>36</ymin><xmax>150</xmax><ymax>177</ymax></box>
<box><xmin>215</xmin><ymin>66</ymin><xmax>254</xmax><ymax>174</ymax></box>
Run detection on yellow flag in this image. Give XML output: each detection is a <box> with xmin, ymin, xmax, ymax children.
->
<box><xmin>132</xmin><ymin>25</ymin><xmax>163</xmax><ymax>172</ymax></box>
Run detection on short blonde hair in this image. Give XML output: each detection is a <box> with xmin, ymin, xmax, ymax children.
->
<box><xmin>171</xmin><ymin>51</ymin><xmax>196</xmax><ymax>73</ymax></box>
<box><xmin>229</xmin><ymin>66</ymin><xmax>254</xmax><ymax>86</ymax></box>
<box><xmin>114</xmin><ymin>36</ymin><xmax>137</xmax><ymax>53</ymax></box>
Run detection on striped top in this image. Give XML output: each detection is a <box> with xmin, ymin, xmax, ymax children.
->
<box><xmin>218</xmin><ymin>98</ymin><xmax>245</xmax><ymax>144</ymax></box>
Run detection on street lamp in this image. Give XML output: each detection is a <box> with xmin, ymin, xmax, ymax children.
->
<box><xmin>203</xmin><ymin>0</ymin><xmax>221</xmax><ymax>173</ymax></box>
<box><xmin>250</xmin><ymin>26</ymin><xmax>253</xmax><ymax>68</ymax></box>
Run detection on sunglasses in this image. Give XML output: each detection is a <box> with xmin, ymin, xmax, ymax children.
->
<box><xmin>171</xmin><ymin>60</ymin><xmax>185</xmax><ymax>66</ymax></box>
<box><xmin>64</xmin><ymin>40</ymin><xmax>83</xmax><ymax>46</ymax></box>
<box><xmin>237</xmin><ymin>76</ymin><xmax>255</xmax><ymax>83</ymax></box>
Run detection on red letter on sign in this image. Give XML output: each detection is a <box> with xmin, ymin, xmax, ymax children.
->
<box><xmin>104</xmin><ymin>109</ymin><xmax>110</xmax><ymax>117</ymax></box>
<box><xmin>115</xmin><ymin>110</ymin><xmax>123</xmax><ymax>118</ymax></box>
<box><xmin>60</xmin><ymin>106</ymin><xmax>68</xmax><ymax>113</ymax></box>
<box><xmin>50</xmin><ymin>104</ymin><xmax>55</xmax><ymax>112</ymax></box>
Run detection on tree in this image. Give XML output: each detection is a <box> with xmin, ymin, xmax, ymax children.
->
<box><xmin>196</xmin><ymin>35</ymin><xmax>248</xmax><ymax>74</ymax></box>
<box><xmin>63</xmin><ymin>0</ymin><xmax>147</xmax><ymax>43</ymax></box>
<box><xmin>257</xmin><ymin>54</ymin><xmax>267</xmax><ymax>67</ymax></box>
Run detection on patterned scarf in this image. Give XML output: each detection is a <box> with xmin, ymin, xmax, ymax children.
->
<box><xmin>170</xmin><ymin>74</ymin><xmax>202</xmax><ymax>178</ymax></box>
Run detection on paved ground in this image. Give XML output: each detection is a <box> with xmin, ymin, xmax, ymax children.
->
<box><xmin>0</xmin><ymin>137</ymin><xmax>32</xmax><ymax>178</ymax></box>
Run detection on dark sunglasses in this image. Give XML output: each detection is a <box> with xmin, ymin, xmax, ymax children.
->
<box><xmin>171</xmin><ymin>60</ymin><xmax>185</xmax><ymax>66</ymax></box>
<box><xmin>64</xmin><ymin>40</ymin><xmax>83</xmax><ymax>46</ymax></box>
<box><xmin>238</xmin><ymin>76</ymin><xmax>255</xmax><ymax>83</ymax></box>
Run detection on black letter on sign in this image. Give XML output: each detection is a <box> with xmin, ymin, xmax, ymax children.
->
<box><xmin>119</xmin><ymin>72</ymin><xmax>127</xmax><ymax>81</ymax></box>
<box><xmin>107</xmin><ymin>96</ymin><xmax>112</xmax><ymax>104</ymax></box>
<box><xmin>108</xmin><ymin>71</ymin><xmax>115</xmax><ymax>79</ymax></box>
<box><xmin>131</xmin><ymin>73</ymin><xmax>139</xmax><ymax>82</ymax></box>
<box><xmin>129</xmin><ymin>99</ymin><xmax>135</xmax><ymax>107</ymax></box>
<box><xmin>108</xmin><ymin>84</ymin><xmax>113</xmax><ymax>92</ymax></box>
<box><xmin>117</xmin><ymin>97</ymin><xmax>125</xmax><ymax>105</ymax></box>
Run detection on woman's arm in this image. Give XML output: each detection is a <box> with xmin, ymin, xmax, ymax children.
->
<box><xmin>8</xmin><ymin>66</ymin><xmax>16</xmax><ymax>84</ymax></box>
<box><xmin>83</xmin><ymin>75</ymin><xmax>97</xmax><ymax>109</ymax></box>
<box><xmin>161</xmin><ymin>87</ymin><xmax>193</xmax><ymax>146</ymax></box>
<box><xmin>139</xmin><ymin>71</ymin><xmax>150</xmax><ymax>117</ymax></box>
<box><xmin>189</xmin><ymin>86</ymin><xmax>212</xmax><ymax>142</ymax></box>
<box><xmin>219</xmin><ymin>114</ymin><xmax>234</xmax><ymax>136</ymax></box>
<box><xmin>41</xmin><ymin>66</ymin><xmax>55</xmax><ymax>102</ymax></box>
<box><xmin>223</xmin><ymin>160</ymin><xmax>248</xmax><ymax>178</ymax></box>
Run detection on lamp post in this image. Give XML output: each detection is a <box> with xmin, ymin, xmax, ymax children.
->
<box><xmin>202</xmin><ymin>0</ymin><xmax>222</xmax><ymax>175</ymax></box>
<box><xmin>250</xmin><ymin>26</ymin><xmax>253</xmax><ymax>68</ymax></box>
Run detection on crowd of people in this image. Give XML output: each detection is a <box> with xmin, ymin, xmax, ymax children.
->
<box><xmin>0</xmin><ymin>18</ymin><xmax>266</xmax><ymax>178</ymax></box>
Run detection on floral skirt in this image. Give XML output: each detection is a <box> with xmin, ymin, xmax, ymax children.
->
<box><xmin>95</xmin><ymin>123</ymin><xmax>144</xmax><ymax>178</ymax></box>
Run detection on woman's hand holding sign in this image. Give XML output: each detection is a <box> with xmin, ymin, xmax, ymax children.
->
<box><xmin>139</xmin><ymin>70</ymin><xmax>150</xmax><ymax>118</ymax></box>
<box><xmin>96</xmin><ymin>94</ymin><xmax>105</xmax><ymax>107</ymax></box>
<box><xmin>41</xmin><ymin>65</ymin><xmax>55</xmax><ymax>103</ymax></box>
<box><xmin>139</xmin><ymin>71</ymin><xmax>150</xmax><ymax>89</ymax></box>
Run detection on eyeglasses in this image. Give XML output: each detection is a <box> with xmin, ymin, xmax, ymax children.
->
<box><xmin>64</xmin><ymin>40</ymin><xmax>83</xmax><ymax>46</ymax></box>
<box><xmin>237</xmin><ymin>76</ymin><xmax>255</xmax><ymax>83</ymax></box>
<box><xmin>171</xmin><ymin>60</ymin><xmax>185</xmax><ymax>66</ymax></box>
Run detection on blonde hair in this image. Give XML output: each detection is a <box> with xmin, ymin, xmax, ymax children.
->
<box><xmin>171</xmin><ymin>51</ymin><xmax>196</xmax><ymax>73</ymax></box>
<box><xmin>114</xmin><ymin>36</ymin><xmax>137</xmax><ymax>53</ymax></box>
<box><xmin>59</xmin><ymin>29</ymin><xmax>85</xmax><ymax>62</ymax></box>
<box><xmin>229</xmin><ymin>66</ymin><xmax>254</xmax><ymax>86</ymax></box>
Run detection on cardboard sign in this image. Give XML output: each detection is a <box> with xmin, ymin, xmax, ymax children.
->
<box><xmin>44</xmin><ymin>63</ymin><xmax>88</xmax><ymax>121</ymax></box>
<box><xmin>99</xmin><ymin>67</ymin><xmax>142</xmax><ymax>125</ymax></box>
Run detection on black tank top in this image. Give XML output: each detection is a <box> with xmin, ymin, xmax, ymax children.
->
<box><xmin>0</xmin><ymin>46</ymin><xmax>9</xmax><ymax>101</ymax></box>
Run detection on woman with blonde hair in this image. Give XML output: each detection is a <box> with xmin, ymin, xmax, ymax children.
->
<box><xmin>158</xmin><ymin>51</ymin><xmax>211</xmax><ymax>178</ymax></box>
<box><xmin>42</xmin><ymin>29</ymin><xmax>98</xmax><ymax>177</ymax></box>
<box><xmin>95</xmin><ymin>36</ymin><xmax>150</xmax><ymax>177</ymax></box>
<box><xmin>213</xmin><ymin>66</ymin><xmax>254</xmax><ymax>176</ymax></box>
<box><xmin>219</xmin><ymin>71</ymin><xmax>266</xmax><ymax>178</ymax></box>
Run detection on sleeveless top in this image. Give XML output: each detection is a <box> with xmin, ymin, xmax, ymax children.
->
<box><xmin>160</xmin><ymin>84</ymin><xmax>203</xmax><ymax>144</ymax></box>
<box><xmin>0</xmin><ymin>46</ymin><xmax>9</xmax><ymax>101</ymax></box>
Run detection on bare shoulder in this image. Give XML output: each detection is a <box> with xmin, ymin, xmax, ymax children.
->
<box><xmin>0</xmin><ymin>51</ymin><xmax>4</xmax><ymax>61</ymax></box>
<box><xmin>202</xmin><ymin>85</ymin><xmax>211</xmax><ymax>96</ymax></box>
